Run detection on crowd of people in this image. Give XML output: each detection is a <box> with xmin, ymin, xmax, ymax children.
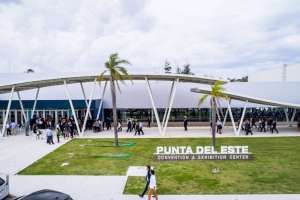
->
<box><xmin>211</xmin><ymin>117</ymin><xmax>280</xmax><ymax>136</ymax></box>
<box><xmin>28</xmin><ymin>116</ymin><xmax>150</xmax><ymax>144</ymax></box>
<box><xmin>238</xmin><ymin>117</ymin><xmax>279</xmax><ymax>135</ymax></box>
<box><xmin>30</xmin><ymin>116</ymin><xmax>79</xmax><ymax>144</ymax></box>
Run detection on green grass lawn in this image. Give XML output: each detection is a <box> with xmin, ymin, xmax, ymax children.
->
<box><xmin>19</xmin><ymin>137</ymin><xmax>300</xmax><ymax>194</ymax></box>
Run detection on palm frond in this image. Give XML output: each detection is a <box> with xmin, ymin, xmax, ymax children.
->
<box><xmin>96</xmin><ymin>70</ymin><xmax>107</xmax><ymax>82</ymax></box>
<box><xmin>116</xmin><ymin>59</ymin><xmax>131</xmax><ymax>66</ymax></box>
<box><xmin>198</xmin><ymin>94</ymin><xmax>209</xmax><ymax>106</ymax></box>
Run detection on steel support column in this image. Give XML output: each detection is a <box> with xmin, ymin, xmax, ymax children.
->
<box><xmin>81</xmin><ymin>79</ymin><xmax>97</xmax><ymax>135</ymax></box>
<box><xmin>237</xmin><ymin>101</ymin><xmax>248</xmax><ymax>136</ymax></box>
<box><xmin>80</xmin><ymin>82</ymin><xmax>92</xmax><ymax>119</ymax></box>
<box><xmin>145</xmin><ymin>77</ymin><xmax>162</xmax><ymax>135</ymax></box>
<box><xmin>1</xmin><ymin>86</ymin><xmax>15</xmax><ymax>137</ymax></box>
<box><xmin>96</xmin><ymin>81</ymin><xmax>107</xmax><ymax>120</ymax></box>
<box><xmin>284</xmin><ymin>108</ymin><xmax>290</xmax><ymax>126</ymax></box>
<box><xmin>227</xmin><ymin>100</ymin><xmax>237</xmax><ymax>135</ymax></box>
<box><xmin>162</xmin><ymin>78</ymin><xmax>179</xmax><ymax>136</ymax></box>
<box><xmin>64</xmin><ymin>80</ymin><xmax>81</xmax><ymax>135</ymax></box>
<box><xmin>162</xmin><ymin>81</ymin><xmax>175</xmax><ymax>127</ymax></box>
<box><xmin>17</xmin><ymin>91</ymin><xmax>27</xmax><ymax>123</ymax></box>
<box><xmin>290</xmin><ymin>109</ymin><xmax>297</xmax><ymax>127</ymax></box>
<box><xmin>222</xmin><ymin>108</ymin><xmax>229</xmax><ymax>127</ymax></box>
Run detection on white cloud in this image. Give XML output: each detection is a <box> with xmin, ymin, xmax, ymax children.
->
<box><xmin>0</xmin><ymin>0</ymin><xmax>299</xmax><ymax>78</ymax></box>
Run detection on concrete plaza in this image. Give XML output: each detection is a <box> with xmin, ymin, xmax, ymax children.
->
<box><xmin>1</xmin><ymin>126</ymin><xmax>300</xmax><ymax>199</ymax></box>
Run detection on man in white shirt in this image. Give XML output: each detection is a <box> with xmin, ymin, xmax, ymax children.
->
<box><xmin>46</xmin><ymin>127</ymin><xmax>54</xmax><ymax>144</ymax></box>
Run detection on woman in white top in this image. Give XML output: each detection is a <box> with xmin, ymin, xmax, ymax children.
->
<box><xmin>148</xmin><ymin>169</ymin><xmax>158</xmax><ymax>200</ymax></box>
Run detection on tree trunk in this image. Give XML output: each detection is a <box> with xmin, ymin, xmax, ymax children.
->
<box><xmin>110</xmin><ymin>79</ymin><xmax>119</xmax><ymax>146</ymax></box>
<box><xmin>211</xmin><ymin>98</ymin><xmax>216</xmax><ymax>148</ymax></box>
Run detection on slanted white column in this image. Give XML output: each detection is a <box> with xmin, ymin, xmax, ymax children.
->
<box><xmin>80</xmin><ymin>82</ymin><xmax>92</xmax><ymax>119</ymax></box>
<box><xmin>2</xmin><ymin>110</ymin><xmax>5</xmax><ymax>125</ymax></box>
<box><xmin>96</xmin><ymin>81</ymin><xmax>107</xmax><ymax>120</ymax></box>
<box><xmin>64</xmin><ymin>80</ymin><xmax>81</xmax><ymax>135</ymax></box>
<box><xmin>145</xmin><ymin>77</ymin><xmax>162</xmax><ymax>135</ymax></box>
<box><xmin>162</xmin><ymin>81</ymin><xmax>175</xmax><ymax>127</ymax></box>
<box><xmin>1</xmin><ymin>86</ymin><xmax>15</xmax><ymax>137</ymax></box>
<box><xmin>284</xmin><ymin>108</ymin><xmax>290</xmax><ymax>126</ymax></box>
<box><xmin>81</xmin><ymin>79</ymin><xmax>97</xmax><ymax>135</ymax></box>
<box><xmin>31</xmin><ymin>88</ymin><xmax>40</xmax><ymax>119</ymax></box>
<box><xmin>222</xmin><ymin>108</ymin><xmax>229</xmax><ymax>127</ymax></box>
<box><xmin>290</xmin><ymin>109</ymin><xmax>297</xmax><ymax>127</ymax></box>
<box><xmin>227</xmin><ymin>100</ymin><xmax>237</xmax><ymax>135</ymax></box>
<box><xmin>237</xmin><ymin>101</ymin><xmax>248</xmax><ymax>136</ymax></box>
<box><xmin>17</xmin><ymin>91</ymin><xmax>27</xmax><ymax>123</ymax></box>
<box><xmin>162</xmin><ymin>78</ymin><xmax>179</xmax><ymax>135</ymax></box>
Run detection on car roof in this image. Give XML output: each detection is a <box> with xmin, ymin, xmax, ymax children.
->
<box><xmin>19</xmin><ymin>189</ymin><xmax>72</xmax><ymax>200</ymax></box>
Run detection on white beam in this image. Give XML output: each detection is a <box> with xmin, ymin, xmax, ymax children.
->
<box><xmin>227</xmin><ymin>100</ymin><xmax>237</xmax><ymax>135</ymax></box>
<box><xmin>31</xmin><ymin>88</ymin><xmax>40</xmax><ymax>119</ymax></box>
<box><xmin>17</xmin><ymin>91</ymin><xmax>27</xmax><ymax>123</ymax></box>
<box><xmin>1</xmin><ymin>86</ymin><xmax>15</xmax><ymax>137</ymax></box>
<box><xmin>237</xmin><ymin>101</ymin><xmax>248</xmax><ymax>136</ymax></box>
<box><xmin>64</xmin><ymin>80</ymin><xmax>81</xmax><ymax>136</ymax></box>
<box><xmin>80</xmin><ymin>82</ymin><xmax>92</xmax><ymax>119</ymax></box>
<box><xmin>96</xmin><ymin>81</ymin><xmax>107</xmax><ymax>120</ymax></box>
<box><xmin>145</xmin><ymin>77</ymin><xmax>162</xmax><ymax>135</ymax></box>
<box><xmin>81</xmin><ymin>79</ymin><xmax>97</xmax><ymax>135</ymax></box>
<box><xmin>162</xmin><ymin>78</ymin><xmax>178</xmax><ymax>135</ymax></box>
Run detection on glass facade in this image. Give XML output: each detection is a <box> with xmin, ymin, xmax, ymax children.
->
<box><xmin>103</xmin><ymin>107</ymin><xmax>300</xmax><ymax>123</ymax></box>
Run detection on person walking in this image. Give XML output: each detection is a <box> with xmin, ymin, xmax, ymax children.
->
<box><xmin>132</xmin><ymin>119</ymin><xmax>137</xmax><ymax>132</ymax></box>
<box><xmin>117</xmin><ymin>120</ymin><xmax>122</xmax><ymax>132</ymax></box>
<box><xmin>6</xmin><ymin>123</ymin><xmax>11</xmax><ymax>136</ymax></box>
<box><xmin>139</xmin><ymin>121</ymin><xmax>144</xmax><ymax>135</ymax></box>
<box><xmin>55</xmin><ymin>124</ymin><xmax>61</xmax><ymax>143</ymax></box>
<box><xmin>216</xmin><ymin>120</ymin><xmax>222</xmax><ymax>134</ymax></box>
<box><xmin>245</xmin><ymin>120</ymin><xmax>253</xmax><ymax>135</ymax></box>
<box><xmin>46</xmin><ymin>127</ymin><xmax>54</xmax><ymax>145</ymax></box>
<box><xmin>147</xmin><ymin>168</ymin><xmax>158</xmax><ymax>200</ymax></box>
<box><xmin>147</xmin><ymin>117</ymin><xmax>151</xmax><ymax>128</ymax></box>
<box><xmin>271</xmin><ymin>120</ymin><xmax>279</xmax><ymax>134</ymax></box>
<box><xmin>127</xmin><ymin>119</ymin><xmax>132</xmax><ymax>132</ymax></box>
<box><xmin>134</xmin><ymin>121</ymin><xmax>140</xmax><ymax>136</ymax></box>
<box><xmin>261</xmin><ymin>118</ymin><xmax>266</xmax><ymax>132</ymax></box>
<box><xmin>139</xmin><ymin>165</ymin><xmax>151</xmax><ymax>198</ymax></box>
<box><xmin>183</xmin><ymin>116</ymin><xmax>188</xmax><ymax>131</ymax></box>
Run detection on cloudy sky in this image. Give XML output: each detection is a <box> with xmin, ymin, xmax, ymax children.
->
<box><xmin>0</xmin><ymin>0</ymin><xmax>299</xmax><ymax>78</ymax></box>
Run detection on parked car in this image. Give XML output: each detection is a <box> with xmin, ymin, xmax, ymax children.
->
<box><xmin>0</xmin><ymin>175</ymin><xmax>9</xmax><ymax>200</ymax></box>
<box><xmin>15</xmin><ymin>189</ymin><xmax>73</xmax><ymax>200</ymax></box>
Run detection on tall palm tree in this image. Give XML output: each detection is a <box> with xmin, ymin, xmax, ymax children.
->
<box><xmin>199</xmin><ymin>80</ymin><xmax>228</xmax><ymax>148</ymax></box>
<box><xmin>98</xmin><ymin>53</ymin><xmax>131</xmax><ymax>146</ymax></box>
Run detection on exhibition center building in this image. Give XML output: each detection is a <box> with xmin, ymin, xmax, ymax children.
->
<box><xmin>0</xmin><ymin>65</ymin><xmax>299</xmax><ymax>134</ymax></box>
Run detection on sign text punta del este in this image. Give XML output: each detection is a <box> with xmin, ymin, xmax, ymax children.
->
<box><xmin>154</xmin><ymin>145</ymin><xmax>252</xmax><ymax>160</ymax></box>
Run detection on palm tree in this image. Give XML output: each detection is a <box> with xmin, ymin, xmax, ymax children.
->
<box><xmin>199</xmin><ymin>80</ymin><xmax>228</xmax><ymax>148</ymax></box>
<box><xmin>98</xmin><ymin>53</ymin><xmax>131</xmax><ymax>146</ymax></box>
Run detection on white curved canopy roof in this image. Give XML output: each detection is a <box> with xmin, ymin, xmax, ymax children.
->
<box><xmin>0</xmin><ymin>73</ymin><xmax>225</xmax><ymax>94</ymax></box>
<box><xmin>191</xmin><ymin>87</ymin><xmax>300</xmax><ymax>109</ymax></box>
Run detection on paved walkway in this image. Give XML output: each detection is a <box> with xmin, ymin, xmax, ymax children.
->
<box><xmin>82</xmin><ymin>126</ymin><xmax>300</xmax><ymax>138</ymax></box>
<box><xmin>0</xmin><ymin>135</ymin><xmax>66</xmax><ymax>175</ymax></box>
<box><xmin>10</xmin><ymin>175</ymin><xmax>127</xmax><ymax>200</ymax></box>
<box><xmin>1</xmin><ymin>127</ymin><xmax>300</xmax><ymax>199</ymax></box>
